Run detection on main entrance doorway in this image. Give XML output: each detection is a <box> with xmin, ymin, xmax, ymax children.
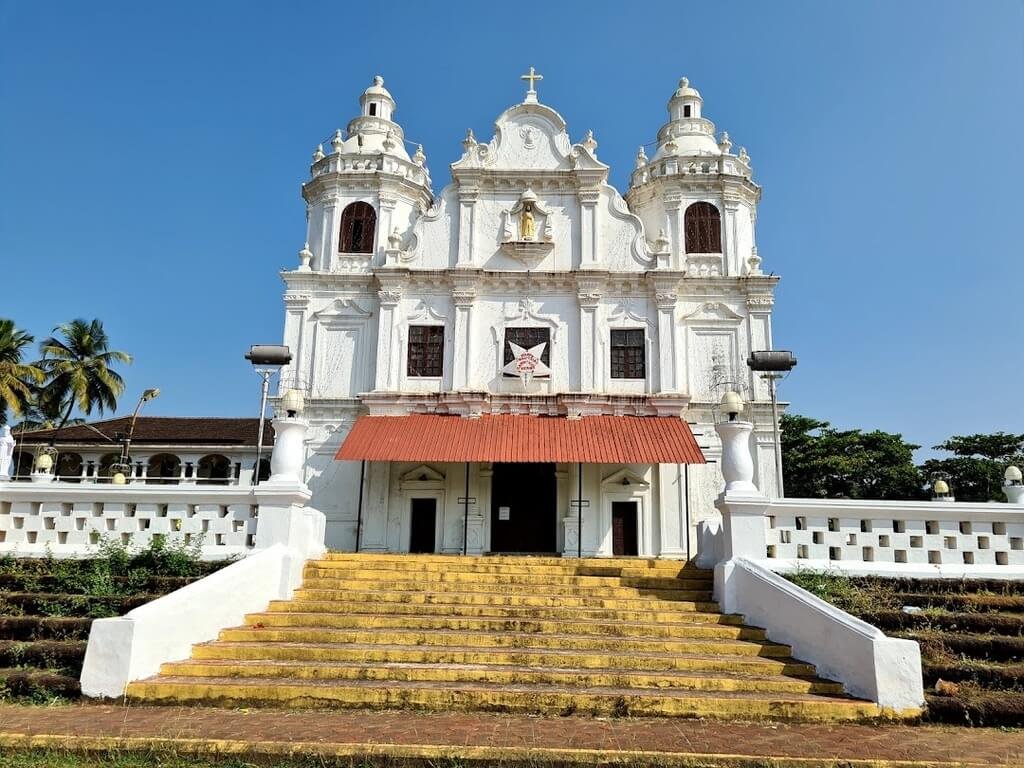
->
<box><xmin>490</xmin><ymin>462</ymin><xmax>557</xmax><ymax>553</ymax></box>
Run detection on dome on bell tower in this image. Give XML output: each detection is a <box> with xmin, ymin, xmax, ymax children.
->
<box><xmin>652</xmin><ymin>76</ymin><xmax>720</xmax><ymax>159</ymax></box>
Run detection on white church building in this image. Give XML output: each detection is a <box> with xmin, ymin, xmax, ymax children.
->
<box><xmin>280</xmin><ymin>70</ymin><xmax>781</xmax><ymax>558</ymax></box>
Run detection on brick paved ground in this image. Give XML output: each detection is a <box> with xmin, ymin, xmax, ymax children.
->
<box><xmin>1</xmin><ymin>704</ymin><xmax>1023</xmax><ymax>766</ymax></box>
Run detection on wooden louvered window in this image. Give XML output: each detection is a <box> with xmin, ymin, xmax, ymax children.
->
<box><xmin>610</xmin><ymin>329</ymin><xmax>645</xmax><ymax>379</ymax></box>
<box><xmin>339</xmin><ymin>202</ymin><xmax>376</xmax><ymax>254</ymax></box>
<box><xmin>684</xmin><ymin>202</ymin><xmax>722</xmax><ymax>254</ymax></box>
<box><xmin>407</xmin><ymin>325</ymin><xmax>444</xmax><ymax>377</ymax></box>
<box><xmin>503</xmin><ymin>327</ymin><xmax>550</xmax><ymax>369</ymax></box>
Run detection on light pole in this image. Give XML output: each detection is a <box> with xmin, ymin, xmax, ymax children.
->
<box><xmin>747</xmin><ymin>350</ymin><xmax>797</xmax><ymax>497</ymax></box>
<box><xmin>111</xmin><ymin>388</ymin><xmax>160</xmax><ymax>484</ymax></box>
<box><xmin>245</xmin><ymin>345</ymin><xmax>292</xmax><ymax>486</ymax></box>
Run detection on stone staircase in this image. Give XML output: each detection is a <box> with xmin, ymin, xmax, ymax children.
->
<box><xmin>127</xmin><ymin>553</ymin><xmax>887</xmax><ymax>720</ymax></box>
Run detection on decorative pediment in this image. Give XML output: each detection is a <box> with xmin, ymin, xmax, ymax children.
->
<box><xmin>679</xmin><ymin>301</ymin><xmax>744</xmax><ymax>324</ymax></box>
<box><xmin>400</xmin><ymin>464</ymin><xmax>445</xmax><ymax>484</ymax></box>
<box><xmin>601</xmin><ymin>468</ymin><xmax>650</xmax><ymax>490</ymax></box>
<box><xmin>500</xmin><ymin>298</ymin><xmax>561</xmax><ymax>339</ymax></box>
<box><xmin>607</xmin><ymin>299</ymin><xmax>656</xmax><ymax>330</ymax></box>
<box><xmin>405</xmin><ymin>299</ymin><xmax>448</xmax><ymax>324</ymax></box>
<box><xmin>453</xmin><ymin>103</ymin><xmax>574</xmax><ymax>173</ymax></box>
<box><xmin>312</xmin><ymin>298</ymin><xmax>373</xmax><ymax>320</ymax></box>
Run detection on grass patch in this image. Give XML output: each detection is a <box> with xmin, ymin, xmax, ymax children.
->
<box><xmin>784</xmin><ymin>569</ymin><xmax>901</xmax><ymax>614</ymax></box>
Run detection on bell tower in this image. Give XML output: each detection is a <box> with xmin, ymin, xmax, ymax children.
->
<box><xmin>298</xmin><ymin>76</ymin><xmax>433</xmax><ymax>274</ymax></box>
<box><xmin>626</xmin><ymin>78</ymin><xmax>761</xmax><ymax>278</ymax></box>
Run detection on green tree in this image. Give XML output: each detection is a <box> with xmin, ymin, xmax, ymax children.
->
<box><xmin>37</xmin><ymin>319</ymin><xmax>132</xmax><ymax>444</ymax></box>
<box><xmin>0</xmin><ymin>319</ymin><xmax>44</xmax><ymax>426</ymax></box>
<box><xmin>781</xmin><ymin>413</ymin><xmax>926</xmax><ymax>500</ymax></box>
<box><xmin>920</xmin><ymin>433</ymin><xmax>1024</xmax><ymax>502</ymax></box>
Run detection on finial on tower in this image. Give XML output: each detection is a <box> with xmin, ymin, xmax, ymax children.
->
<box><xmin>520</xmin><ymin>66</ymin><xmax>543</xmax><ymax>103</ymax></box>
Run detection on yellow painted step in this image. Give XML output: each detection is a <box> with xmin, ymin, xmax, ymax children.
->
<box><xmin>157</xmin><ymin>659</ymin><xmax>845</xmax><ymax>695</ymax></box>
<box><xmin>301</xmin><ymin>568</ymin><xmax>707</xmax><ymax>590</ymax></box>
<box><xmin>191</xmin><ymin>641</ymin><xmax>819</xmax><ymax>676</ymax></box>
<box><xmin>322</xmin><ymin>553</ymin><xmax>694</xmax><ymax>571</ymax></box>
<box><xmin>296</xmin><ymin>579</ymin><xmax>712</xmax><ymax>601</ymax></box>
<box><xmin>216</xmin><ymin>626</ymin><xmax>789</xmax><ymax>656</ymax></box>
<box><xmin>126</xmin><ymin>676</ymin><xmax>885</xmax><ymax>722</ymax></box>
<box><xmin>305</xmin><ymin>560</ymin><xmax>710</xmax><ymax>579</ymax></box>
<box><xmin>289</xmin><ymin>589</ymin><xmax>719</xmax><ymax>612</ymax></box>
<box><xmin>243</xmin><ymin>612</ymin><xmax>765</xmax><ymax>641</ymax></box>
<box><xmin>266</xmin><ymin>600</ymin><xmax>740</xmax><ymax>624</ymax></box>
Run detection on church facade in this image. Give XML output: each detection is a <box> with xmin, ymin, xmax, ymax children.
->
<box><xmin>279</xmin><ymin>71</ymin><xmax>781</xmax><ymax>557</ymax></box>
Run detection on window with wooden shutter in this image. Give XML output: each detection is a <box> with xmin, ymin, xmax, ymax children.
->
<box><xmin>684</xmin><ymin>201</ymin><xmax>722</xmax><ymax>254</ymax></box>
<box><xmin>610</xmin><ymin>329</ymin><xmax>645</xmax><ymax>379</ymax></box>
<box><xmin>407</xmin><ymin>325</ymin><xmax>444</xmax><ymax>377</ymax></box>
<box><xmin>339</xmin><ymin>202</ymin><xmax>376</xmax><ymax>254</ymax></box>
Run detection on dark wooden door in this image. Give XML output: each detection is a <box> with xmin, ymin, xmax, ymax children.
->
<box><xmin>611</xmin><ymin>501</ymin><xmax>639</xmax><ymax>556</ymax></box>
<box><xmin>409</xmin><ymin>498</ymin><xmax>437</xmax><ymax>553</ymax></box>
<box><xmin>490</xmin><ymin>462</ymin><xmax>557</xmax><ymax>553</ymax></box>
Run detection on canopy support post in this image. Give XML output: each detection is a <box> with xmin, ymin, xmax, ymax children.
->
<box><xmin>684</xmin><ymin>462</ymin><xmax>690</xmax><ymax>560</ymax></box>
<box><xmin>463</xmin><ymin>462</ymin><xmax>470</xmax><ymax>556</ymax></box>
<box><xmin>355</xmin><ymin>460</ymin><xmax>365</xmax><ymax>552</ymax></box>
<box><xmin>577</xmin><ymin>462</ymin><xmax>583</xmax><ymax>559</ymax></box>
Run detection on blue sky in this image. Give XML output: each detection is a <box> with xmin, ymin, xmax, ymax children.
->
<box><xmin>1</xmin><ymin>1</ymin><xmax>1021</xmax><ymax>456</ymax></box>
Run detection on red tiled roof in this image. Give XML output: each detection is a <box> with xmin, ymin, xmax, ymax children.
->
<box><xmin>18</xmin><ymin>417</ymin><xmax>273</xmax><ymax>447</ymax></box>
<box><xmin>336</xmin><ymin>414</ymin><xmax>705</xmax><ymax>464</ymax></box>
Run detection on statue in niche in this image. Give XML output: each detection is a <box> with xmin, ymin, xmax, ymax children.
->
<box><xmin>520</xmin><ymin>203</ymin><xmax>536</xmax><ymax>241</ymax></box>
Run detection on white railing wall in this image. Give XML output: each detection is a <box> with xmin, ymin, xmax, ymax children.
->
<box><xmin>0</xmin><ymin>483</ymin><xmax>260</xmax><ymax>560</ymax></box>
<box><xmin>764</xmin><ymin>498</ymin><xmax>1024</xmax><ymax>578</ymax></box>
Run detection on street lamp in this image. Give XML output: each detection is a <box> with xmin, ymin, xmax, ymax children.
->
<box><xmin>747</xmin><ymin>350</ymin><xmax>797</xmax><ymax>497</ymax></box>
<box><xmin>110</xmin><ymin>388</ymin><xmax>160</xmax><ymax>483</ymax></box>
<box><xmin>245</xmin><ymin>345</ymin><xmax>292</xmax><ymax>486</ymax></box>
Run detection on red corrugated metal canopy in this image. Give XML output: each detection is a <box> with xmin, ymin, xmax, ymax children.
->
<box><xmin>336</xmin><ymin>414</ymin><xmax>705</xmax><ymax>464</ymax></box>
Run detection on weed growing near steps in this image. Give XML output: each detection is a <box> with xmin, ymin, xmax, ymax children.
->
<box><xmin>784</xmin><ymin>569</ymin><xmax>901</xmax><ymax>614</ymax></box>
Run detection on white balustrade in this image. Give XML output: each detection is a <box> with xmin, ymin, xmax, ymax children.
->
<box><xmin>0</xmin><ymin>416</ymin><xmax>321</xmax><ymax>561</ymax></box>
<box><xmin>0</xmin><ymin>484</ymin><xmax>259</xmax><ymax>559</ymax></box>
<box><xmin>763</xmin><ymin>498</ymin><xmax>1024</xmax><ymax>576</ymax></box>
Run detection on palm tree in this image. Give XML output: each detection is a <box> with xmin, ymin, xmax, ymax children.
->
<box><xmin>0</xmin><ymin>319</ymin><xmax>44</xmax><ymax>426</ymax></box>
<box><xmin>38</xmin><ymin>319</ymin><xmax>132</xmax><ymax>444</ymax></box>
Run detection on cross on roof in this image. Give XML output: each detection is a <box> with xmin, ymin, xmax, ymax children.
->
<box><xmin>520</xmin><ymin>66</ymin><xmax>543</xmax><ymax>103</ymax></box>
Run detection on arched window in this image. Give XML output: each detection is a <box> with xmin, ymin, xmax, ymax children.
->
<box><xmin>684</xmin><ymin>202</ymin><xmax>722</xmax><ymax>254</ymax></box>
<box><xmin>338</xmin><ymin>202</ymin><xmax>376</xmax><ymax>254</ymax></box>
<box><xmin>146</xmin><ymin>453</ymin><xmax>181</xmax><ymax>485</ymax></box>
<box><xmin>97</xmin><ymin>453</ymin><xmax>120</xmax><ymax>481</ymax></box>
<box><xmin>254</xmin><ymin>458</ymin><xmax>271</xmax><ymax>483</ymax></box>
<box><xmin>197</xmin><ymin>454</ymin><xmax>231</xmax><ymax>485</ymax></box>
<box><xmin>56</xmin><ymin>452</ymin><xmax>84</xmax><ymax>482</ymax></box>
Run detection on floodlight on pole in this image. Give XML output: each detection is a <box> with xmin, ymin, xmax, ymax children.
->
<box><xmin>747</xmin><ymin>350</ymin><xmax>797</xmax><ymax>497</ymax></box>
<box><xmin>245</xmin><ymin>345</ymin><xmax>292</xmax><ymax>486</ymax></box>
<box><xmin>111</xmin><ymin>388</ymin><xmax>161</xmax><ymax>482</ymax></box>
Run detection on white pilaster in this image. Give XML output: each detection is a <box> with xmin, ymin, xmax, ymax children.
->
<box><xmin>457</xmin><ymin>190</ymin><xmax>477</xmax><ymax>267</ymax></box>
<box><xmin>578</xmin><ymin>190</ymin><xmax>600</xmax><ymax>268</ymax></box>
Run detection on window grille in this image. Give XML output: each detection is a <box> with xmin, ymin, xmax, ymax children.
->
<box><xmin>503</xmin><ymin>327</ymin><xmax>550</xmax><ymax>371</ymax></box>
<box><xmin>407</xmin><ymin>325</ymin><xmax>444</xmax><ymax>377</ymax></box>
<box><xmin>684</xmin><ymin>201</ymin><xmax>722</xmax><ymax>253</ymax></box>
<box><xmin>339</xmin><ymin>202</ymin><xmax>376</xmax><ymax>254</ymax></box>
<box><xmin>610</xmin><ymin>329</ymin><xmax>645</xmax><ymax>379</ymax></box>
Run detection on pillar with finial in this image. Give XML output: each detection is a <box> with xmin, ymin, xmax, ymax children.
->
<box><xmin>1005</xmin><ymin>466</ymin><xmax>1024</xmax><ymax>504</ymax></box>
<box><xmin>297</xmin><ymin>243</ymin><xmax>312</xmax><ymax>272</ymax></box>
